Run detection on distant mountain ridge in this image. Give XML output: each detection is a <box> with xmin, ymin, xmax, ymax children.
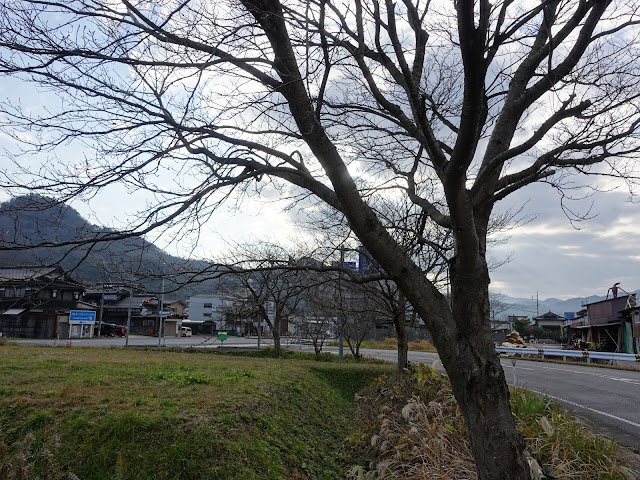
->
<box><xmin>2</xmin><ymin>195</ymin><xmax>636</xmax><ymax>306</ymax></box>
<box><xmin>0</xmin><ymin>195</ymin><xmax>213</xmax><ymax>297</ymax></box>
<box><xmin>495</xmin><ymin>292</ymin><xmax>639</xmax><ymax>321</ymax></box>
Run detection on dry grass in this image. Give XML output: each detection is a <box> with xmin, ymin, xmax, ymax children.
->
<box><xmin>408</xmin><ymin>339</ymin><xmax>436</xmax><ymax>351</ymax></box>
<box><xmin>0</xmin><ymin>431</ymin><xmax>80</xmax><ymax>480</ymax></box>
<box><xmin>349</xmin><ymin>364</ymin><xmax>639</xmax><ymax>480</ymax></box>
<box><xmin>348</xmin><ymin>365</ymin><xmax>477</xmax><ymax>479</ymax></box>
<box><xmin>356</xmin><ymin>337</ymin><xmax>436</xmax><ymax>352</ymax></box>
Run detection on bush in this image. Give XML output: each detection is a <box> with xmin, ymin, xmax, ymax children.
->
<box><xmin>348</xmin><ymin>364</ymin><xmax>639</xmax><ymax>480</ymax></box>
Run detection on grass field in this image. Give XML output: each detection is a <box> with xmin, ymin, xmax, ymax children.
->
<box><xmin>328</xmin><ymin>337</ymin><xmax>436</xmax><ymax>352</ymax></box>
<box><xmin>0</xmin><ymin>345</ymin><xmax>393</xmax><ymax>480</ymax></box>
<box><xmin>2</xmin><ymin>344</ymin><xmax>637</xmax><ymax>480</ymax></box>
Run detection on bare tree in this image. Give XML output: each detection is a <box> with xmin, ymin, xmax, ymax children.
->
<box><xmin>225</xmin><ymin>243</ymin><xmax>311</xmax><ymax>357</ymax></box>
<box><xmin>294</xmin><ymin>278</ymin><xmax>335</xmax><ymax>359</ymax></box>
<box><xmin>330</xmin><ymin>280</ymin><xmax>378</xmax><ymax>359</ymax></box>
<box><xmin>2</xmin><ymin>2</ymin><xmax>640</xmax><ymax>478</ymax></box>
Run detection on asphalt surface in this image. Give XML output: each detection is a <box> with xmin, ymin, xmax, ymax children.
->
<box><xmin>11</xmin><ymin>335</ymin><xmax>640</xmax><ymax>450</ymax></box>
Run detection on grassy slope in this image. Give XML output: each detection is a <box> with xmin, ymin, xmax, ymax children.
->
<box><xmin>0</xmin><ymin>346</ymin><xmax>393</xmax><ymax>480</ymax></box>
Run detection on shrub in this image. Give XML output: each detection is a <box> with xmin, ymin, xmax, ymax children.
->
<box><xmin>348</xmin><ymin>364</ymin><xmax>638</xmax><ymax>480</ymax></box>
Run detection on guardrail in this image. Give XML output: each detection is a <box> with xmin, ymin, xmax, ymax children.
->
<box><xmin>495</xmin><ymin>346</ymin><xmax>640</xmax><ymax>363</ymax></box>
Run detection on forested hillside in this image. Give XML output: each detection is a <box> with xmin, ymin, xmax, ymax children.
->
<box><xmin>0</xmin><ymin>195</ymin><xmax>215</xmax><ymax>295</ymax></box>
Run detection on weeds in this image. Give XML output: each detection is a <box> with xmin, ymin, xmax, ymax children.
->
<box><xmin>512</xmin><ymin>388</ymin><xmax>638</xmax><ymax>480</ymax></box>
<box><xmin>0</xmin><ymin>431</ymin><xmax>79</xmax><ymax>480</ymax></box>
<box><xmin>349</xmin><ymin>363</ymin><xmax>639</xmax><ymax>480</ymax></box>
<box><xmin>0</xmin><ymin>345</ymin><xmax>393</xmax><ymax>480</ymax></box>
<box><xmin>149</xmin><ymin>368</ymin><xmax>212</xmax><ymax>387</ymax></box>
<box><xmin>342</xmin><ymin>337</ymin><xmax>436</xmax><ymax>352</ymax></box>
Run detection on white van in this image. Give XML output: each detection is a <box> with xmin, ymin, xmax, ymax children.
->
<box><xmin>180</xmin><ymin>326</ymin><xmax>192</xmax><ymax>337</ymax></box>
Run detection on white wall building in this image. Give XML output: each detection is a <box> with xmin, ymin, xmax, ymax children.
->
<box><xmin>188</xmin><ymin>295</ymin><xmax>228</xmax><ymax>330</ymax></box>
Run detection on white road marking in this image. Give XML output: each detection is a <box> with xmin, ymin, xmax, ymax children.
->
<box><xmin>528</xmin><ymin>389</ymin><xmax>640</xmax><ymax>429</ymax></box>
<box><xmin>501</xmin><ymin>361</ymin><xmax>640</xmax><ymax>385</ymax></box>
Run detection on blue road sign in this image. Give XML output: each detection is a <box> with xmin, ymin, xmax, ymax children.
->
<box><xmin>69</xmin><ymin>310</ymin><xmax>97</xmax><ymax>324</ymax></box>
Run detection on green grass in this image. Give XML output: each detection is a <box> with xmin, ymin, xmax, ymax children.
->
<box><xmin>511</xmin><ymin>388</ymin><xmax>638</xmax><ymax>479</ymax></box>
<box><xmin>0</xmin><ymin>345</ymin><xmax>393</xmax><ymax>480</ymax></box>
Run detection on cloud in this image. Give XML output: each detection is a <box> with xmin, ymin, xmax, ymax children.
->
<box><xmin>490</xmin><ymin>183</ymin><xmax>640</xmax><ymax>299</ymax></box>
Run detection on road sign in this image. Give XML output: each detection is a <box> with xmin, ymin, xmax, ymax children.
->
<box><xmin>69</xmin><ymin>310</ymin><xmax>97</xmax><ymax>324</ymax></box>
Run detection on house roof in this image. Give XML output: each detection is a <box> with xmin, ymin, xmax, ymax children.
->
<box><xmin>165</xmin><ymin>299</ymin><xmax>187</xmax><ymax>306</ymax></box>
<box><xmin>0</xmin><ymin>266</ymin><xmax>65</xmax><ymax>282</ymax></box>
<box><xmin>98</xmin><ymin>295</ymin><xmax>152</xmax><ymax>309</ymax></box>
<box><xmin>1</xmin><ymin>308</ymin><xmax>27</xmax><ymax>315</ymax></box>
<box><xmin>534</xmin><ymin>311</ymin><xmax>564</xmax><ymax>320</ymax></box>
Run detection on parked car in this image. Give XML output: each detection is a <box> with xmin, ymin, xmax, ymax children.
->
<box><xmin>96</xmin><ymin>323</ymin><xmax>126</xmax><ymax>337</ymax></box>
<box><xmin>180</xmin><ymin>326</ymin><xmax>192</xmax><ymax>337</ymax></box>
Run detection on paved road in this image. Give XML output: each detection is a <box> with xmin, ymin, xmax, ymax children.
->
<box><xmin>12</xmin><ymin>335</ymin><xmax>640</xmax><ymax>450</ymax></box>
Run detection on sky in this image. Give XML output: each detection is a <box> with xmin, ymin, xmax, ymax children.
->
<box><xmin>1</xmin><ymin>14</ymin><xmax>639</xmax><ymax>302</ymax></box>
<box><xmin>489</xmin><ymin>183</ymin><xmax>640</xmax><ymax>300</ymax></box>
<box><xmin>1</xmin><ymin>74</ymin><xmax>639</xmax><ymax>301</ymax></box>
<box><xmin>1</xmin><ymin>145</ymin><xmax>637</xmax><ymax>302</ymax></box>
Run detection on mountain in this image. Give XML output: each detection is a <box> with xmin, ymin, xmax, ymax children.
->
<box><xmin>494</xmin><ymin>292</ymin><xmax>639</xmax><ymax>322</ymax></box>
<box><xmin>0</xmin><ymin>195</ymin><xmax>216</xmax><ymax>297</ymax></box>
<box><xmin>3</xmin><ymin>195</ymin><xmax>636</xmax><ymax>306</ymax></box>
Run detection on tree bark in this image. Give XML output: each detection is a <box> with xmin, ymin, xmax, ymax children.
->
<box><xmin>438</xmin><ymin>255</ymin><xmax>530</xmax><ymax>480</ymax></box>
<box><xmin>447</xmin><ymin>332</ymin><xmax>529</xmax><ymax>480</ymax></box>
<box><xmin>394</xmin><ymin>313</ymin><xmax>409</xmax><ymax>374</ymax></box>
<box><xmin>272</xmin><ymin>326</ymin><xmax>281</xmax><ymax>357</ymax></box>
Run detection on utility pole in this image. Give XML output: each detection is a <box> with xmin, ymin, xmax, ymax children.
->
<box><xmin>97</xmin><ymin>284</ymin><xmax>105</xmax><ymax>337</ymax></box>
<box><xmin>125</xmin><ymin>287</ymin><xmax>132</xmax><ymax>348</ymax></box>
<box><xmin>158</xmin><ymin>273</ymin><xmax>165</xmax><ymax>348</ymax></box>
<box><xmin>338</xmin><ymin>248</ymin><xmax>345</xmax><ymax>360</ymax></box>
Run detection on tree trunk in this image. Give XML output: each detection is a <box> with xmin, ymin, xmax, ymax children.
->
<box><xmin>272</xmin><ymin>327</ymin><xmax>281</xmax><ymax>357</ymax></box>
<box><xmin>395</xmin><ymin>315</ymin><xmax>408</xmax><ymax>374</ymax></box>
<box><xmin>437</xmin><ymin>256</ymin><xmax>530</xmax><ymax>480</ymax></box>
<box><xmin>266</xmin><ymin>316</ymin><xmax>281</xmax><ymax>358</ymax></box>
<box><xmin>446</xmin><ymin>329</ymin><xmax>529</xmax><ymax>479</ymax></box>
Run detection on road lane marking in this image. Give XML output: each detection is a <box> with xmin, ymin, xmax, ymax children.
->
<box><xmin>528</xmin><ymin>389</ymin><xmax>640</xmax><ymax>429</ymax></box>
<box><xmin>500</xmin><ymin>361</ymin><xmax>640</xmax><ymax>385</ymax></box>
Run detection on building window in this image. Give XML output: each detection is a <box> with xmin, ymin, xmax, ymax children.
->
<box><xmin>203</xmin><ymin>303</ymin><xmax>212</xmax><ymax>309</ymax></box>
<box><xmin>143</xmin><ymin>320</ymin><xmax>154</xmax><ymax>327</ymax></box>
<box><xmin>3</xmin><ymin>287</ymin><xmax>26</xmax><ymax>298</ymax></box>
<box><xmin>203</xmin><ymin>312</ymin><xmax>212</xmax><ymax>317</ymax></box>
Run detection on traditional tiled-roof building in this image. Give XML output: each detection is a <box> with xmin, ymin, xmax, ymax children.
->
<box><xmin>0</xmin><ymin>266</ymin><xmax>86</xmax><ymax>338</ymax></box>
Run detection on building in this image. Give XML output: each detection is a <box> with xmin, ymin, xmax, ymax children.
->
<box><xmin>188</xmin><ymin>294</ymin><xmax>228</xmax><ymax>329</ymax></box>
<box><xmin>84</xmin><ymin>287</ymin><xmax>189</xmax><ymax>336</ymax></box>
<box><xmin>357</xmin><ymin>246</ymin><xmax>381</xmax><ymax>275</ymax></box>
<box><xmin>532</xmin><ymin>311</ymin><xmax>565</xmax><ymax>332</ymax></box>
<box><xmin>0</xmin><ymin>266</ymin><xmax>87</xmax><ymax>338</ymax></box>
<box><xmin>490</xmin><ymin>320</ymin><xmax>512</xmax><ymax>343</ymax></box>
<box><xmin>567</xmin><ymin>289</ymin><xmax>639</xmax><ymax>353</ymax></box>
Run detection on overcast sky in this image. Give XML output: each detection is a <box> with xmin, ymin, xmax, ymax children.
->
<box><xmin>1</xmin><ymin>73</ymin><xmax>638</xmax><ymax>303</ymax></box>
<box><xmin>489</xmin><ymin>183</ymin><xmax>640</xmax><ymax>300</ymax></box>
